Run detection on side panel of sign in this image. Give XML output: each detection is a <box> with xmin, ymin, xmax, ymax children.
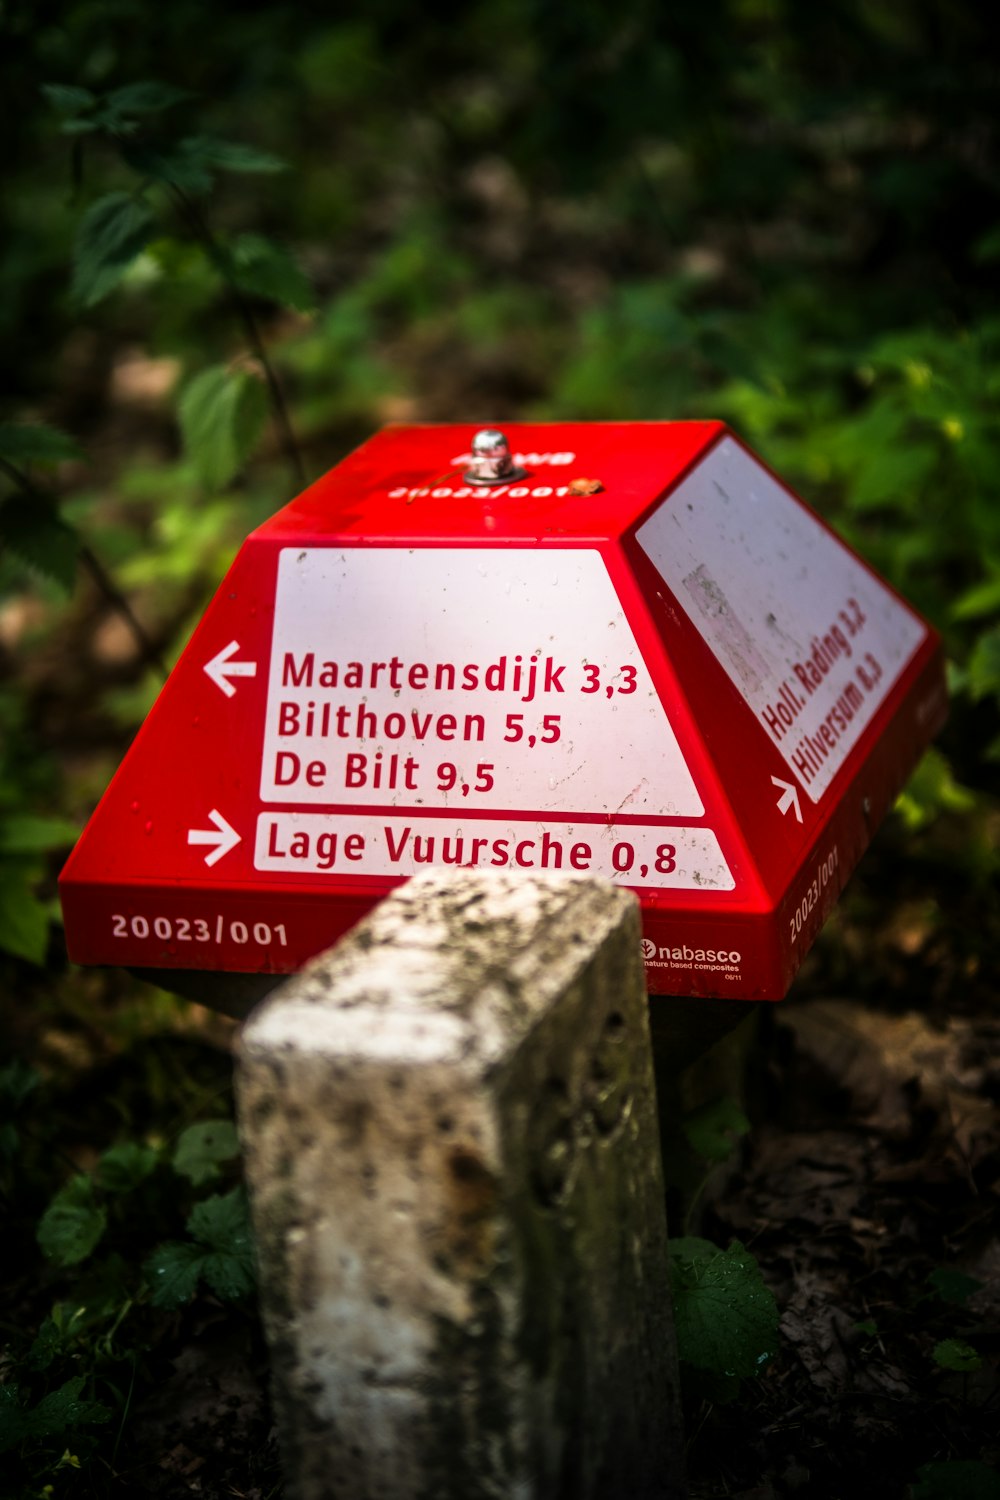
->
<box><xmin>635</xmin><ymin>439</ymin><xmax>928</xmax><ymax>803</ymax></box>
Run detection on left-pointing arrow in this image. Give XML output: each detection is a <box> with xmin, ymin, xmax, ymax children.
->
<box><xmin>204</xmin><ymin>640</ymin><xmax>258</xmax><ymax>698</ymax></box>
<box><xmin>187</xmin><ymin>809</ymin><xmax>241</xmax><ymax>866</ymax></box>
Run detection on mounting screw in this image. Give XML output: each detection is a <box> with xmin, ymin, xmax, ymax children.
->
<box><xmin>464</xmin><ymin>429</ymin><xmax>527</xmax><ymax>486</ymax></box>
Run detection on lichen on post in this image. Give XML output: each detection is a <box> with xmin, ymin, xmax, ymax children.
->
<box><xmin>236</xmin><ymin>868</ymin><xmax>684</xmax><ymax>1500</ymax></box>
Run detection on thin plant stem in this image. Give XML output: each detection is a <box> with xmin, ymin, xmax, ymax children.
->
<box><xmin>169</xmin><ymin>185</ymin><xmax>308</xmax><ymax>495</ymax></box>
<box><xmin>0</xmin><ymin>457</ymin><xmax>168</xmax><ymax>679</ymax></box>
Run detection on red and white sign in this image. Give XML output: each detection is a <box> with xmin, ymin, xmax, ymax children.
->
<box><xmin>59</xmin><ymin>422</ymin><xmax>946</xmax><ymax>1000</ymax></box>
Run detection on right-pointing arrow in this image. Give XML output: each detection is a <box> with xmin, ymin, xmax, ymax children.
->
<box><xmin>771</xmin><ymin>775</ymin><xmax>803</xmax><ymax>824</ymax></box>
<box><xmin>187</xmin><ymin>809</ymin><xmax>242</xmax><ymax>866</ymax></box>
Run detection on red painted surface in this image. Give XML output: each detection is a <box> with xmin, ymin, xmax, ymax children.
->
<box><xmin>59</xmin><ymin>422</ymin><xmax>946</xmax><ymax>1000</ymax></box>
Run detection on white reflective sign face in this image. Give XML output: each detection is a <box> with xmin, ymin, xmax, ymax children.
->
<box><xmin>637</xmin><ymin>439</ymin><xmax>927</xmax><ymax>801</ymax></box>
<box><xmin>261</xmin><ymin>546</ymin><xmax>705</xmax><ymax>819</ymax></box>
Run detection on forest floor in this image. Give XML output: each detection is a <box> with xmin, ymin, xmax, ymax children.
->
<box><xmin>6</xmin><ymin>839</ymin><xmax>998</xmax><ymax>1499</ymax></box>
<box><xmin>4</xmin><ymin>342</ymin><xmax>999</xmax><ymax>1500</ymax></box>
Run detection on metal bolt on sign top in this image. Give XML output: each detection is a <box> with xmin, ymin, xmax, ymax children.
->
<box><xmin>463</xmin><ymin>426</ymin><xmax>528</xmax><ymax>484</ymax></box>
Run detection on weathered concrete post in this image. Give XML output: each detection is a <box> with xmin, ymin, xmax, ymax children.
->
<box><xmin>236</xmin><ymin>868</ymin><xmax>684</xmax><ymax>1500</ymax></box>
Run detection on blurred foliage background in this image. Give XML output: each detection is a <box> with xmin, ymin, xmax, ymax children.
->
<box><xmin>1</xmin><ymin>0</ymin><xmax>999</xmax><ymax>1492</ymax></box>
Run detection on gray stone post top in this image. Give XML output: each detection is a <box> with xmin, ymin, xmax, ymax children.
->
<box><xmin>240</xmin><ymin>869</ymin><xmax>639</xmax><ymax>1071</ymax></box>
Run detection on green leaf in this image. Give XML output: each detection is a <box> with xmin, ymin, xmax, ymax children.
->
<box><xmin>683</xmin><ymin>1096</ymin><xmax>750</xmax><ymax>1164</ymax></box>
<box><xmin>933</xmin><ymin>1338</ymin><xmax>983</xmax><ymax>1372</ymax></box>
<box><xmin>37</xmin><ymin>1177</ymin><xmax>108</xmax><ymax>1267</ymax></box>
<box><xmin>145</xmin><ymin>1187</ymin><xmax>255</xmax><ymax>1308</ymax></box>
<box><xmin>25</xmin><ymin>1378</ymin><xmax>109</xmax><ymax>1437</ymax></box>
<box><xmin>23</xmin><ymin>1377</ymin><xmax>110</xmax><ymax>1441</ymax></box>
<box><xmin>42</xmin><ymin>84</ymin><xmax>97</xmax><ymax>116</ymax></box>
<box><xmin>189</xmin><ymin>1187</ymin><xmax>256</xmax><ymax>1297</ymax></box>
<box><xmin>97</xmin><ymin>1141</ymin><xmax>158</xmax><ymax>1193</ymax></box>
<box><xmin>967</xmin><ymin>627</ymin><xmax>1000</xmax><ymax>702</ymax></box>
<box><xmin>172</xmin><ymin>1119</ymin><xmax>240</xmax><ymax>1186</ymax></box>
<box><xmin>894</xmin><ymin>748</ymin><xmax>976</xmax><ymax>833</ymax></box>
<box><xmin>181</xmin><ymin>135</ymin><xmax>286</xmax><ymax>174</ymax></box>
<box><xmin>0</xmin><ymin>1058</ymin><xmax>41</xmax><ymax>1111</ymax></box>
<box><xmin>228</xmin><ymin>233</ymin><xmax>315</xmax><ymax>312</ymax></box>
<box><xmin>177</xmin><ymin>365</ymin><xmax>268</xmax><ymax>488</ymax></box>
<box><xmin>144</xmin><ymin>1240</ymin><xmax>205</xmax><ymax>1309</ymax></box>
<box><xmin>0</xmin><ymin>491</ymin><xmax>79</xmax><ymax>592</ymax></box>
<box><xmin>28</xmin><ymin>1316</ymin><xmax>65</xmax><ymax>1373</ymax></box>
<box><xmin>71</xmin><ymin>191</ymin><xmax>155</xmax><ymax>307</ymax></box>
<box><xmin>188</xmin><ymin>1185</ymin><xmax>250</xmax><ymax>1248</ymax></box>
<box><xmin>106</xmin><ymin>81</ymin><xmax>192</xmax><ymax>116</ymax></box>
<box><xmin>0</xmin><ymin>422</ymin><xmax>84</xmax><ymax>466</ymax></box>
<box><xmin>0</xmin><ymin>864</ymin><xmax>51</xmax><ymax>964</ymax></box>
<box><xmin>952</xmin><ymin>572</ymin><xmax>1000</xmax><ymax>621</ymax></box>
<box><xmin>926</xmin><ymin>1268</ymin><xmax>985</xmax><ymax>1306</ymax></box>
<box><xmin>914</xmin><ymin>1461</ymin><xmax>1000</xmax><ymax>1500</ymax></box>
<box><xmin>122</xmin><ymin>140</ymin><xmax>214</xmax><ymax>196</ymax></box>
<box><xmin>0</xmin><ymin>815</ymin><xmax>79</xmax><ymax>855</ymax></box>
<box><xmin>669</xmin><ymin>1239</ymin><xmax>779</xmax><ymax>1380</ymax></box>
<box><xmin>198</xmin><ymin>1245</ymin><xmax>256</xmax><ymax>1301</ymax></box>
<box><xmin>847</xmin><ymin>441</ymin><xmax>937</xmax><ymax>512</ymax></box>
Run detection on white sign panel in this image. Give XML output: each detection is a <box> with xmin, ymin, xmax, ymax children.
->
<box><xmin>254</xmin><ymin>812</ymin><xmax>735</xmax><ymax>889</ymax></box>
<box><xmin>636</xmin><ymin>439</ymin><xmax>927</xmax><ymax>801</ymax></box>
<box><xmin>261</xmin><ymin>547</ymin><xmax>705</xmax><ymax>818</ymax></box>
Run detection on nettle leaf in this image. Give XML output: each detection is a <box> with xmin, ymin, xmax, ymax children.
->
<box><xmin>145</xmin><ymin>1187</ymin><xmax>255</xmax><ymax>1308</ymax></box>
<box><xmin>683</xmin><ymin>1096</ymin><xmax>750</xmax><ymax>1164</ymax></box>
<box><xmin>106</xmin><ymin>81</ymin><xmax>192</xmax><ymax>116</ymax></box>
<box><xmin>172</xmin><ymin>1119</ymin><xmax>240</xmax><ymax>1186</ymax></box>
<box><xmin>71</xmin><ymin>191</ymin><xmax>155</xmax><ymax>307</ymax></box>
<box><xmin>0</xmin><ymin>863</ymin><xmax>51</xmax><ymax>964</ymax></box>
<box><xmin>927</xmin><ymin>1268</ymin><xmax>985</xmax><ymax>1306</ymax></box>
<box><xmin>42</xmin><ymin>83</ymin><xmax>97</xmax><ymax>116</ymax></box>
<box><xmin>145</xmin><ymin>1240</ymin><xmax>204</xmax><ymax>1308</ymax></box>
<box><xmin>189</xmin><ymin>1185</ymin><xmax>252</xmax><ymax>1250</ymax></box>
<box><xmin>0</xmin><ymin>1058</ymin><xmax>41</xmax><ymax>1110</ymax></box>
<box><xmin>181</xmin><ymin>135</ymin><xmax>286</xmax><ymax>174</ymax></box>
<box><xmin>0</xmin><ymin>491</ymin><xmax>79</xmax><ymax>592</ymax></box>
<box><xmin>0</xmin><ymin>815</ymin><xmax>79</xmax><ymax>855</ymax></box>
<box><xmin>37</xmin><ymin>1176</ymin><xmax>108</xmax><ymax>1267</ymax></box>
<box><xmin>914</xmin><ymin>1461</ymin><xmax>1000</xmax><ymax>1500</ymax></box>
<box><xmin>178</xmin><ymin>364</ymin><xmax>268</xmax><ymax>488</ymax></box>
<box><xmin>97</xmin><ymin>1141</ymin><xmax>159</xmax><ymax>1193</ymax></box>
<box><xmin>189</xmin><ymin>1187</ymin><xmax>255</xmax><ymax>1298</ymax></box>
<box><xmin>23</xmin><ymin>1377</ymin><xmax>110</xmax><ymax>1441</ymax></box>
<box><xmin>228</xmin><ymin>233</ymin><xmax>315</xmax><ymax>312</ymax></box>
<box><xmin>933</xmin><ymin>1338</ymin><xmax>983</xmax><ymax>1372</ymax></box>
<box><xmin>967</xmin><ymin>626</ymin><xmax>1000</xmax><ymax>702</ymax></box>
<box><xmin>0</xmin><ymin>422</ymin><xmax>84</xmax><ymax>466</ymax></box>
<box><xmin>122</xmin><ymin>139</ymin><xmax>214</xmax><ymax>196</ymax></box>
<box><xmin>669</xmin><ymin>1239</ymin><xmax>779</xmax><ymax>1380</ymax></box>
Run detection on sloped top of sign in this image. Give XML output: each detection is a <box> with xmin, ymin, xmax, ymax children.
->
<box><xmin>60</xmin><ymin>422</ymin><xmax>945</xmax><ymax>1000</ymax></box>
<box><xmin>260</xmin><ymin>420</ymin><xmax>725</xmax><ymax>543</ymax></box>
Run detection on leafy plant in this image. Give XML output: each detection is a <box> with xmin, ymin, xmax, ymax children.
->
<box><xmin>668</xmin><ymin>1236</ymin><xmax>779</xmax><ymax>1405</ymax></box>
<box><xmin>145</xmin><ymin>1185</ymin><xmax>256</xmax><ymax>1308</ymax></box>
<box><xmin>45</xmin><ymin>77</ymin><xmax>311</xmax><ymax>491</ymax></box>
<box><xmin>0</xmin><ymin>1376</ymin><xmax>110</xmax><ymax>1458</ymax></box>
<box><xmin>933</xmin><ymin>1339</ymin><xmax>984</xmax><ymax>1374</ymax></box>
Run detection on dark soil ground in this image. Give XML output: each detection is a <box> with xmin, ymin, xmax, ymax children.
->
<box><xmin>6</xmin><ymin>905</ymin><xmax>997</xmax><ymax>1499</ymax></box>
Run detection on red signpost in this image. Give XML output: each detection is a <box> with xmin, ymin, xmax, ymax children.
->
<box><xmin>59</xmin><ymin>422</ymin><xmax>946</xmax><ymax>1000</ymax></box>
